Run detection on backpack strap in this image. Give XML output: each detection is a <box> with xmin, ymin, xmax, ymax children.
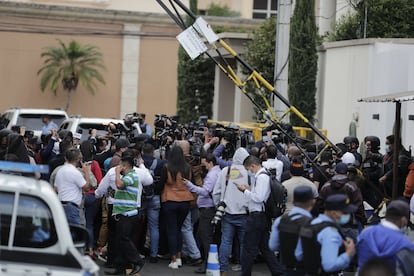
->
<box><xmin>149</xmin><ymin>159</ymin><xmax>157</xmax><ymax>174</ymax></box>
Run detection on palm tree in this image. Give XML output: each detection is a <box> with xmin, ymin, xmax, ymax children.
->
<box><xmin>38</xmin><ymin>39</ymin><xmax>106</xmax><ymax>111</ymax></box>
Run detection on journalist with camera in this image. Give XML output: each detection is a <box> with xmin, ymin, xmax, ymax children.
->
<box><xmin>212</xmin><ymin>147</ymin><xmax>250</xmax><ymax>275</ymax></box>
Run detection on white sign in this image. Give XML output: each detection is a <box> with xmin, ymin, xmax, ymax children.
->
<box><xmin>176</xmin><ymin>26</ymin><xmax>208</xmax><ymax>60</ymax></box>
<box><xmin>194</xmin><ymin>17</ymin><xmax>219</xmax><ymax>44</ymax></box>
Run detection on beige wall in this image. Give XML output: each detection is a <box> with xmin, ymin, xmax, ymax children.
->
<box><xmin>138</xmin><ymin>25</ymin><xmax>180</xmax><ymax>125</ymax></box>
<box><xmin>13</xmin><ymin>0</ymin><xmax>190</xmax><ymax>13</ymax></box>
<box><xmin>0</xmin><ymin>16</ymin><xmax>124</xmax><ymax>118</ymax></box>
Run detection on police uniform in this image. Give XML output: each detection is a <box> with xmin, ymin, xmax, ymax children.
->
<box><xmin>298</xmin><ymin>194</ymin><xmax>357</xmax><ymax>276</ymax></box>
<box><xmin>269</xmin><ymin>185</ymin><xmax>314</xmax><ymax>276</ymax></box>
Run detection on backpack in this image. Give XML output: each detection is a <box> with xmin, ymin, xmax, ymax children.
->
<box><xmin>259</xmin><ymin>169</ymin><xmax>287</xmax><ymax>219</ymax></box>
<box><xmin>142</xmin><ymin>159</ymin><xmax>157</xmax><ymax>201</ymax></box>
<box><xmin>299</xmin><ymin>221</ymin><xmax>345</xmax><ymax>275</ymax></box>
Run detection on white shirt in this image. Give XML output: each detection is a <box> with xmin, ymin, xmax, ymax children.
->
<box><xmin>55</xmin><ymin>163</ymin><xmax>86</xmax><ymax>206</ymax></box>
<box><xmin>262</xmin><ymin>158</ymin><xmax>283</xmax><ymax>182</ymax></box>
<box><xmin>243</xmin><ymin>167</ymin><xmax>271</xmax><ymax>213</ymax></box>
<box><xmin>95</xmin><ymin>164</ymin><xmax>153</xmax><ymax>207</ymax></box>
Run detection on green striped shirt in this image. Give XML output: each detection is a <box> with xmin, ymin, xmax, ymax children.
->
<box><xmin>113</xmin><ymin>169</ymin><xmax>139</xmax><ymax>215</ymax></box>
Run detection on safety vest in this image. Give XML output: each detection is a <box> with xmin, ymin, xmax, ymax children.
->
<box><xmin>278</xmin><ymin>213</ymin><xmax>311</xmax><ymax>269</ymax></box>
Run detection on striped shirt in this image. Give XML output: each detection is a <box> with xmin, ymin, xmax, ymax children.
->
<box><xmin>112</xmin><ymin>169</ymin><xmax>139</xmax><ymax>216</ymax></box>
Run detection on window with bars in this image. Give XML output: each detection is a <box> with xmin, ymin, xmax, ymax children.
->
<box><xmin>253</xmin><ymin>0</ymin><xmax>278</xmax><ymax>19</ymax></box>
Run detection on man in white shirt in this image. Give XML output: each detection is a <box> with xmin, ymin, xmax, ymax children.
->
<box><xmin>262</xmin><ymin>144</ymin><xmax>283</xmax><ymax>182</ymax></box>
<box><xmin>55</xmin><ymin>148</ymin><xmax>91</xmax><ymax>225</ymax></box>
<box><xmin>237</xmin><ymin>155</ymin><xmax>284</xmax><ymax>276</ymax></box>
<box><xmin>95</xmin><ymin>151</ymin><xmax>153</xmax><ymax>267</ymax></box>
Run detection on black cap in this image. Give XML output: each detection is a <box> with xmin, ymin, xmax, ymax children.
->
<box><xmin>325</xmin><ymin>194</ymin><xmax>357</xmax><ymax>213</ymax></box>
<box><xmin>115</xmin><ymin>138</ymin><xmax>134</xmax><ymax>150</ymax></box>
<box><xmin>386</xmin><ymin>200</ymin><xmax>410</xmax><ymax>219</ymax></box>
<box><xmin>293</xmin><ymin>186</ymin><xmax>314</xmax><ymax>203</ymax></box>
<box><xmin>335</xmin><ymin>162</ymin><xmax>348</xmax><ymax>174</ymax></box>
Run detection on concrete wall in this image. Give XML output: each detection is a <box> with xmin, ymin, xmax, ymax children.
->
<box><xmin>0</xmin><ymin>16</ymin><xmax>124</xmax><ymax>118</ymax></box>
<box><xmin>318</xmin><ymin>39</ymin><xmax>414</xmax><ymax>151</ymax></box>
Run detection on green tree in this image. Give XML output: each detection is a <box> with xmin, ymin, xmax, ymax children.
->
<box><xmin>38</xmin><ymin>39</ymin><xmax>106</xmax><ymax>111</ymax></box>
<box><xmin>177</xmin><ymin>0</ymin><xmax>215</xmax><ymax>123</ymax></box>
<box><xmin>330</xmin><ymin>0</ymin><xmax>414</xmax><ymax>41</ymax></box>
<box><xmin>243</xmin><ymin>17</ymin><xmax>276</xmax><ymax>121</ymax></box>
<box><xmin>177</xmin><ymin>0</ymin><xmax>243</xmax><ymax>123</ymax></box>
<box><xmin>288</xmin><ymin>0</ymin><xmax>318</xmax><ymax>127</ymax></box>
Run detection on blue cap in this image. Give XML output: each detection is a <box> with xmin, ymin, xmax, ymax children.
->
<box><xmin>335</xmin><ymin>162</ymin><xmax>348</xmax><ymax>174</ymax></box>
<box><xmin>325</xmin><ymin>194</ymin><xmax>357</xmax><ymax>213</ymax></box>
<box><xmin>293</xmin><ymin>186</ymin><xmax>314</xmax><ymax>203</ymax></box>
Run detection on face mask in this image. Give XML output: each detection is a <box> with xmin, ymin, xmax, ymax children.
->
<box><xmin>247</xmin><ymin>171</ymin><xmax>256</xmax><ymax>178</ymax></box>
<box><xmin>337</xmin><ymin>213</ymin><xmax>351</xmax><ymax>225</ymax></box>
<box><xmin>385</xmin><ymin>144</ymin><xmax>391</xmax><ymax>153</ymax></box>
<box><xmin>400</xmin><ymin>225</ymin><xmax>408</xmax><ymax>234</ymax></box>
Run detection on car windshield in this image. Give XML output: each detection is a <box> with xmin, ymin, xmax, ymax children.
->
<box><xmin>0</xmin><ymin>191</ymin><xmax>58</xmax><ymax>248</ymax></box>
<box><xmin>77</xmin><ymin>123</ymin><xmax>115</xmax><ymax>141</ymax></box>
<box><xmin>16</xmin><ymin>114</ymin><xmax>66</xmax><ymax>131</ymax></box>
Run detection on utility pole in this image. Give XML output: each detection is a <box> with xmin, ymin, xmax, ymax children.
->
<box><xmin>274</xmin><ymin>0</ymin><xmax>293</xmax><ymax>119</ymax></box>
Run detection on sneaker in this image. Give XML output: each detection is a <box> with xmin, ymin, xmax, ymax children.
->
<box><xmin>187</xmin><ymin>257</ymin><xmax>203</xmax><ymax>266</ymax></box>
<box><xmin>168</xmin><ymin>261</ymin><xmax>179</xmax><ymax>269</ymax></box>
<box><xmin>176</xmin><ymin>258</ymin><xmax>182</xmax><ymax>267</ymax></box>
<box><xmin>149</xmin><ymin>256</ymin><xmax>158</xmax><ymax>263</ymax></box>
<box><xmin>231</xmin><ymin>264</ymin><xmax>241</xmax><ymax>271</ymax></box>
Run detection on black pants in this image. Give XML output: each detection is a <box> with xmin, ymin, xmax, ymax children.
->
<box><xmin>197</xmin><ymin>207</ymin><xmax>216</xmax><ymax>262</ymax></box>
<box><xmin>113</xmin><ymin>214</ymin><xmax>144</xmax><ymax>268</ymax></box>
<box><xmin>107</xmin><ymin>204</ymin><xmax>116</xmax><ymax>264</ymax></box>
<box><xmin>241</xmin><ymin>212</ymin><xmax>284</xmax><ymax>276</ymax></box>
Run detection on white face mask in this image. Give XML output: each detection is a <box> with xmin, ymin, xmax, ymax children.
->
<box><xmin>337</xmin><ymin>213</ymin><xmax>351</xmax><ymax>225</ymax></box>
<box><xmin>247</xmin><ymin>171</ymin><xmax>256</xmax><ymax>178</ymax></box>
<box><xmin>385</xmin><ymin>144</ymin><xmax>391</xmax><ymax>153</ymax></box>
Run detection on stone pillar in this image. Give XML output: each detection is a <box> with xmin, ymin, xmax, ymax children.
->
<box><xmin>120</xmin><ymin>23</ymin><xmax>141</xmax><ymax>119</ymax></box>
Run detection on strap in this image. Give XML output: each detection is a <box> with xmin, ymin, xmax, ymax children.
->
<box><xmin>150</xmin><ymin>159</ymin><xmax>157</xmax><ymax>172</ymax></box>
<box><xmin>221</xmin><ymin>165</ymin><xmax>232</xmax><ymax>202</ymax></box>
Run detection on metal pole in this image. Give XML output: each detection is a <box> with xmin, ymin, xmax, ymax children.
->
<box><xmin>392</xmin><ymin>101</ymin><xmax>401</xmax><ymax>199</ymax></box>
<box><xmin>363</xmin><ymin>0</ymin><xmax>368</xmax><ymax>38</ymax></box>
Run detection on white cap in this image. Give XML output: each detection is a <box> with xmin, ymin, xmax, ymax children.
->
<box><xmin>341</xmin><ymin>152</ymin><xmax>356</xmax><ymax>165</ymax></box>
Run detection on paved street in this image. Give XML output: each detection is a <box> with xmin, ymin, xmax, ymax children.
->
<box><xmin>97</xmin><ymin>258</ymin><xmax>271</xmax><ymax>276</ymax></box>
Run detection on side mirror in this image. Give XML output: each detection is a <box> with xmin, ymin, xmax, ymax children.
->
<box><xmin>69</xmin><ymin>224</ymin><xmax>89</xmax><ymax>249</ymax></box>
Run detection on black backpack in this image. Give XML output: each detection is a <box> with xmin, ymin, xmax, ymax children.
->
<box><xmin>299</xmin><ymin>221</ymin><xmax>345</xmax><ymax>275</ymax></box>
<box><xmin>259</xmin><ymin>169</ymin><xmax>287</xmax><ymax>219</ymax></box>
<box><xmin>142</xmin><ymin>159</ymin><xmax>157</xmax><ymax>201</ymax></box>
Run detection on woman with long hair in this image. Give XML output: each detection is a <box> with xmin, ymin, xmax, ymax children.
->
<box><xmin>160</xmin><ymin>145</ymin><xmax>194</xmax><ymax>269</ymax></box>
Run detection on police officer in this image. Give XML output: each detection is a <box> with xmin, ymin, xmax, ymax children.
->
<box><xmin>269</xmin><ymin>185</ymin><xmax>316</xmax><ymax>276</ymax></box>
<box><xmin>299</xmin><ymin>194</ymin><xmax>356</xmax><ymax>275</ymax></box>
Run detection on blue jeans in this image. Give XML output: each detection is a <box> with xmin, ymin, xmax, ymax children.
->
<box><xmin>219</xmin><ymin>213</ymin><xmax>247</xmax><ymax>272</ymax></box>
<box><xmin>63</xmin><ymin>204</ymin><xmax>80</xmax><ymax>226</ymax></box>
<box><xmin>143</xmin><ymin>195</ymin><xmax>161</xmax><ymax>257</ymax></box>
<box><xmin>181</xmin><ymin>209</ymin><xmax>201</xmax><ymax>259</ymax></box>
<box><xmin>84</xmin><ymin>193</ymin><xmax>97</xmax><ymax>249</ymax></box>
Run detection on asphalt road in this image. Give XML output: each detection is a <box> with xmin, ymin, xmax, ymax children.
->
<box><xmin>97</xmin><ymin>258</ymin><xmax>271</xmax><ymax>276</ymax></box>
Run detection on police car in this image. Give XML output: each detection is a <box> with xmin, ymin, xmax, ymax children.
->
<box><xmin>0</xmin><ymin>161</ymin><xmax>99</xmax><ymax>275</ymax></box>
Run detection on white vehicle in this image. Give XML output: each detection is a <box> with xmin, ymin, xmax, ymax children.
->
<box><xmin>0</xmin><ymin>161</ymin><xmax>99</xmax><ymax>275</ymax></box>
<box><xmin>0</xmin><ymin>108</ymin><xmax>68</xmax><ymax>138</ymax></box>
<box><xmin>59</xmin><ymin>116</ymin><xmax>127</xmax><ymax>141</ymax></box>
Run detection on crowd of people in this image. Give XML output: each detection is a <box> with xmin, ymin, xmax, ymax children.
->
<box><xmin>1</xmin><ymin>115</ymin><xmax>414</xmax><ymax>276</ymax></box>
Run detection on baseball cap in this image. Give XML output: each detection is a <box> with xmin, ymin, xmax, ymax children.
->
<box><xmin>335</xmin><ymin>162</ymin><xmax>348</xmax><ymax>174</ymax></box>
<box><xmin>293</xmin><ymin>186</ymin><xmax>314</xmax><ymax>203</ymax></box>
<box><xmin>325</xmin><ymin>194</ymin><xmax>357</xmax><ymax>213</ymax></box>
